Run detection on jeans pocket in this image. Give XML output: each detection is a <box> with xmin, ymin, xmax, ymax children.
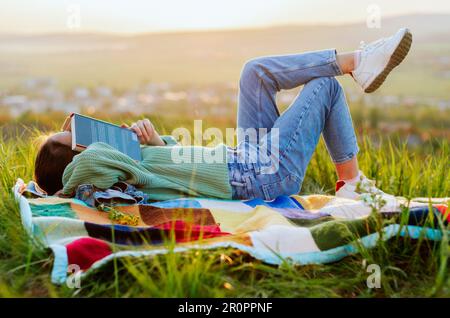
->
<box><xmin>261</xmin><ymin>174</ymin><xmax>301</xmax><ymax>201</ymax></box>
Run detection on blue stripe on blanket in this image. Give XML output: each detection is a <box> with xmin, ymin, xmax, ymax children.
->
<box><xmin>146</xmin><ymin>196</ymin><xmax>305</xmax><ymax>211</ymax></box>
<box><xmin>244</xmin><ymin>195</ymin><xmax>304</xmax><ymax>210</ymax></box>
<box><xmin>148</xmin><ymin>199</ymin><xmax>202</xmax><ymax>209</ymax></box>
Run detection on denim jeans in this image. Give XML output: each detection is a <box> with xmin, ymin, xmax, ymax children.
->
<box><xmin>227</xmin><ymin>49</ymin><xmax>359</xmax><ymax>200</ymax></box>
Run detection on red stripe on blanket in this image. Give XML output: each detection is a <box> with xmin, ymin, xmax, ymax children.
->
<box><xmin>66</xmin><ymin>237</ymin><xmax>112</xmax><ymax>270</ymax></box>
<box><xmin>155</xmin><ymin>220</ymin><xmax>230</xmax><ymax>242</ymax></box>
<box><xmin>435</xmin><ymin>205</ymin><xmax>449</xmax><ymax>222</ymax></box>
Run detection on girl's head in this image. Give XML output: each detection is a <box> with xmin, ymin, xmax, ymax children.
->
<box><xmin>34</xmin><ymin>131</ymin><xmax>77</xmax><ymax>195</ymax></box>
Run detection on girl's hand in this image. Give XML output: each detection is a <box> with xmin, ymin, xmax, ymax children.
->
<box><xmin>121</xmin><ymin>118</ymin><xmax>165</xmax><ymax>146</ymax></box>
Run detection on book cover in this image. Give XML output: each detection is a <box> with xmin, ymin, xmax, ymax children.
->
<box><xmin>71</xmin><ymin>113</ymin><xmax>142</xmax><ymax>161</ymax></box>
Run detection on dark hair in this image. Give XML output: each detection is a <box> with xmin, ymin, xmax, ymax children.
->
<box><xmin>34</xmin><ymin>138</ymin><xmax>77</xmax><ymax>195</ymax></box>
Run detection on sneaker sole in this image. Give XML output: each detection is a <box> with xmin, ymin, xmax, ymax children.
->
<box><xmin>364</xmin><ymin>29</ymin><xmax>413</xmax><ymax>93</ymax></box>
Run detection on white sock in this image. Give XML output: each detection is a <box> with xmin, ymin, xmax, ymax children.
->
<box><xmin>343</xmin><ymin>171</ymin><xmax>362</xmax><ymax>185</ymax></box>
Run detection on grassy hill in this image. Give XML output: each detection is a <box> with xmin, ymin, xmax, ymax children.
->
<box><xmin>0</xmin><ymin>129</ymin><xmax>448</xmax><ymax>297</ymax></box>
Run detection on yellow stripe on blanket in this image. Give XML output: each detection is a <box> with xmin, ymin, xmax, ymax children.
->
<box><xmin>291</xmin><ymin>194</ymin><xmax>335</xmax><ymax>210</ymax></box>
<box><xmin>211</xmin><ymin>205</ymin><xmax>294</xmax><ymax>234</ymax></box>
<box><xmin>28</xmin><ymin>197</ymin><xmax>80</xmax><ymax>205</ymax></box>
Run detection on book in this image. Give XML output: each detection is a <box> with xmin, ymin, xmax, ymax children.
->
<box><xmin>61</xmin><ymin>113</ymin><xmax>142</xmax><ymax>161</ymax></box>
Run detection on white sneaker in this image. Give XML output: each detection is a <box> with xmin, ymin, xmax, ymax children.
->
<box><xmin>352</xmin><ymin>28</ymin><xmax>412</xmax><ymax>93</ymax></box>
<box><xmin>335</xmin><ymin>172</ymin><xmax>400</xmax><ymax>212</ymax></box>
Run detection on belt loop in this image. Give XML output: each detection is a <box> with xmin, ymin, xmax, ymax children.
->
<box><xmin>252</xmin><ymin>162</ymin><xmax>260</xmax><ymax>175</ymax></box>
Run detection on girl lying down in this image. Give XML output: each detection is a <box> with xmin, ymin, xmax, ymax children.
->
<box><xmin>34</xmin><ymin>28</ymin><xmax>412</xmax><ymax>205</ymax></box>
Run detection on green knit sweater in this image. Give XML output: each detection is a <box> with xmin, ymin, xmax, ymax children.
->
<box><xmin>62</xmin><ymin>136</ymin><xmax>232</xmax><ymax>200</ymax></box>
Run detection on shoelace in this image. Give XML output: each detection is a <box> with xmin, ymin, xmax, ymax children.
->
<box><xmin>355</xmin><ymin>175</ymin><xmax>401</xmax><ymax>208</ymax></box>
<box><xmin>359</xmin><ymin>37</ymin><xmax>387</xmax><ymax>53</ymax></box>
<box><xmin>357</xmin><ymin>176</ymin><xmax>385</xmax><ymax>195</ymax></box>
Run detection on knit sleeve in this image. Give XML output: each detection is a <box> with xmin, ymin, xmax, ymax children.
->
<box><xmin>61</xmin><ymin>142</ymin><xmax>152</xmax><ymax>195</ymax></box>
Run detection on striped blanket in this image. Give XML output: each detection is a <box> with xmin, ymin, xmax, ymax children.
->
<box><xmin>13</xmin><ymin>179</ymin><xmax>449</xmax><ymax>285</ymax></box>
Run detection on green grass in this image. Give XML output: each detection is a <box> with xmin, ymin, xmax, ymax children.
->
<box><xmin>0</xmin><ymin>128</ymin><xmax>448</xmax><ymax>298</ymax></box>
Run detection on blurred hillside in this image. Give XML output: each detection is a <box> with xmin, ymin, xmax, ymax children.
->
<box><xmin>0</xmin><ymin>14</ymin><xmax>449</xmax><ymax>98</ymax></box>
<box><xmin>0</xmin><ymin>14</ymin><xmax>449</xmax><ymax>147</ymax></box>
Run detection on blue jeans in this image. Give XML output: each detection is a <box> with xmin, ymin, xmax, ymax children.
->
<box><xmin>227</xmin><ymin>49</ymin><xmax>359</xmax><ymax>200</ymax></box>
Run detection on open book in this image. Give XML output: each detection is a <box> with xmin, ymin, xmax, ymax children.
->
<box><xmin>61</xmin><ymin>113</ymin><xmax>142</xmax><ymax>161</ymax></box>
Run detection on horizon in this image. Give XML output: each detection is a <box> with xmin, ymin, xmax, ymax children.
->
<box><xmin>1</xmin><ymin>12</ymin><xmax>449</xmax><ymax>37</ymax></box>
<box><xmin>2</xmin><ymin>0</ymin><xmax>450</xmax><ymax>35</ymax></box>
<box><xmin>1</xmin><ymin>9</ymin><xmax>449</xmax><ymax>100</ymax></box>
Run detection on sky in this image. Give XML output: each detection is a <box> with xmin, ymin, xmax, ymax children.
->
<box><xmin>1</xmin><ymin>0</ymin><xmax>450</xmax><ymax>34</ymax></box>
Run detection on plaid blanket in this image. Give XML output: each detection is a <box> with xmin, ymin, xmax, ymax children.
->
<box><xmin>13</xmin><ymin>179</ymin><xmax>449</xmax><ymax>285</ymax></box>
